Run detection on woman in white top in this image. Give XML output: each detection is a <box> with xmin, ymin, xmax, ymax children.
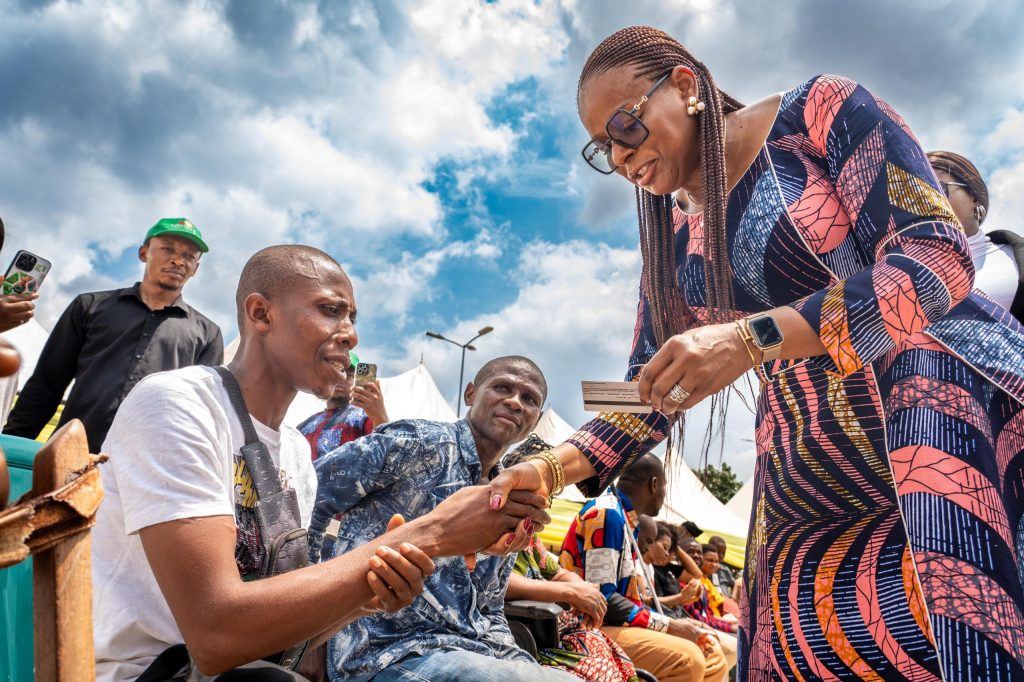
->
<box><xmin>928</xmin><ymin>150</ymin><xmax>1024</xmax><ymax>322</ymax></box>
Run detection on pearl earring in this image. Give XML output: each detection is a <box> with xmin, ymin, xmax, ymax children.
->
<box><xmin>686</xmin><ymin>95</ymin><xmax>706</xmax><ymax>116</ymax></box>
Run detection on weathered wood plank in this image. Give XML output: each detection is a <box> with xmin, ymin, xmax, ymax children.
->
<box><xmin>31</xmin><ymin>420</ymin><xmax>96</xmax><ymax>682</ymax></box>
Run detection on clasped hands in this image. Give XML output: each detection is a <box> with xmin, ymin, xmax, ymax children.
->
<box><xmin>361</xmin><ymin>485</ymin><xmax>551</xmax><ymax>614</ymax></box>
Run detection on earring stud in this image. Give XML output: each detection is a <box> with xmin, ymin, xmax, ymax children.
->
<box><xmin>686</xmin><ymin>95</ymin><xmax>706</xmax><ymax>116</ymax></box>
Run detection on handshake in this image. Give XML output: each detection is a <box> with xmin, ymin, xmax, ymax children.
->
<box><xmin>359</xmin><ymin>484</ymin><xmax>552</xmax><ymax>613</ymax></box>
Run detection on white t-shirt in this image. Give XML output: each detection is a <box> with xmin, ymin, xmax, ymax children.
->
<box><xmin>968</xmin><ymin>230</ymin><xmax>1020</xmax><ymax>311</ymax></box>
<box><xmin>91</xmin><ymin>365</ymin><xmax>317</xmax><ymax>682</ymax></box>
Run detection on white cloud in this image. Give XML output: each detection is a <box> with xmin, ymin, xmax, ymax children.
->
<box><xmin>978</xmin><ymin>107</ymin><xmax>1024</xmax><ymax>236</ymax></box>
<box><xmin>409</xmin><ymin>0</ymin><xmax>567</xmax><ymax>86</ymax></box>
<box><xmin>348</xmin><ymin>229</ymin><xmax>503</xmax><ymax>327</ymax></box>
<box><xmin>0</xmin><ymin>0</ymin><xmax>572</xmax><ymax>329</ymax></box>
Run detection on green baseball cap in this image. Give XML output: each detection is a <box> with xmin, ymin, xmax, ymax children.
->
<box><xmin>145</xmin><ymin>218</ymin><xmax>209</xmax><ymax>253</ymax></box>
<box><xmin>348</xmin><ymin>351</ymin><xmax>360</xmax><ymax>367</ymax></box>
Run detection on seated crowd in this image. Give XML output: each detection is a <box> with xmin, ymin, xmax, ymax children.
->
<box><xmin>3</xmin><ymin>235</ymin><xmax>743</xmax><ymax>681</ymax></box>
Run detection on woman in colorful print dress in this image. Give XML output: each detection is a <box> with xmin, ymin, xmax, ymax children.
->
<box><xmin>490</xmin><ymin>26</ymin><xmax>1024</xmax><ymax>682</ymax></box>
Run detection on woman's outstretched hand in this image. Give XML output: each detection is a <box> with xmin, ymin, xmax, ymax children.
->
<box><xmin>417</xmin><ymin>485</ymin><xmax>551</xmax><ymax>561</ymax></box>
<box><xmin>638</xmin><ymin>322</ymin><xmax>754</xmax><ymax>414</ymax></box>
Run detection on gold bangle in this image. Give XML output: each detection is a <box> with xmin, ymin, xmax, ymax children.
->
<box><xmin>543</xmin><ymin>450</ymin><xmax>565</xmax><ymax>497</ymax></box>
<box><xmin>529</xmin><ymin>450</ymin><xmax>565</xmax><ymax>497</ymax></box>
<box><xmin>734</xmin><ymin>320</ymin><xmax>761</xmax><ymax>367</ymax></box>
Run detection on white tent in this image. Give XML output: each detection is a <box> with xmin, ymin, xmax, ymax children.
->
<box><xmin>280</xmin><ymin>362</ymin><xmax>457</xmax><ymax>430</ymax></box>
<box><xmin>532</xmin><ymin>407</ymin><xmax>576</xmax><ymax>445</ymax></box>
<box><xmin>4</xmin><ymin>317</ymin><xmax>51</xmax><ymax>390</ymax></box>
<box><xmin>378</xmin><ymin>364</ymin><xmax>457</xmax><ymax>423</ymax></box>
<box><xmin>657</xmin><ymin>461</ymin><xmax>750</xmax><ymax>538</ymax></box>
<box><xmin>224</xmin><ymin>335</ymin><xmax>240</xmax><ymax>363</ymax></box>
<box><xmin>726</xmin><ymin>478</ymin><xmax>755</xmax><ymax>524</ymax></box>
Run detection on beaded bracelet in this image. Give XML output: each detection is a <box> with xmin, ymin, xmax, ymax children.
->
<box><xmin>528</xmin><ymin>449</ymin><xmax>565</xmax><ymax>498</ymax></box>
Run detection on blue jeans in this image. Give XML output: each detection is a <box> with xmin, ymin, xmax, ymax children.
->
<box><xmin>372</xmin><ymin>649</ymin><xmax>578</xmax><ymax>682</ymax></box>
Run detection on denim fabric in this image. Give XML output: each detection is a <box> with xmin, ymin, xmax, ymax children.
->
<box><xmin>308</xmin><ymin>419</ymin><xmax>532</xmax><ymax>682</ymax></box>
<box><xmin>371</xmin><ymin>649</ymin><xmax>578</xmax><ymax>682</ymax></box>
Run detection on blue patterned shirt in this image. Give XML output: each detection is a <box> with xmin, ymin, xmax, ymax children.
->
<box><xmin>308</xmin><ymin>418</ymin><xmax>532</xmax><ymax>682</ymax></box>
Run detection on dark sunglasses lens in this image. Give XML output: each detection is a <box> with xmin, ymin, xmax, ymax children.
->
<box><xmin>607</xmin><ymin>110</ymin><xmax>647</xmax><ymax>147</ymax></box>
<box><xmin>583</xmin><ymin>140</ymin><xmax>615</xmax><ymax>174</ymax></box>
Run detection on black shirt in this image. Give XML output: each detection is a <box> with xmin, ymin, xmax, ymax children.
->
<box><xmin>4</xmin><ymin>284</ymin><xmax>223</xmax><ymax>451</ymax></box>
<box><xmin>653</xmin><ymin>563</ymin><xmax>683</xmax><ymax>597</ymax></box>
<box><xmin>989</xmin><ymin>229</ymin><xmax>1024</xmax><ymax>323</ymax></box>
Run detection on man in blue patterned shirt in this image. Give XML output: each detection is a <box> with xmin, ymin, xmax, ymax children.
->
<box><xmin>309</xmin><ymin>355</ymin><xmax>576</xmax><ymax>682</ymax></box>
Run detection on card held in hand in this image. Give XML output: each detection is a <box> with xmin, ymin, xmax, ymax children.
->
<box><xmin>581</xmin><ymin>381</ymin><xmax>652</xmax><ymax>413</ymax></box>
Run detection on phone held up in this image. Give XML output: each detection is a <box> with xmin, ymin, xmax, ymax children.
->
<box><xmin>354</xmin><ymin>362</ymin><xmax>378</xmax><ymax>388</ymax></box>
<box><xmin>3</xmin><ymin>250</ymin><xmax>51</xmax><ymax>296</ymax></box>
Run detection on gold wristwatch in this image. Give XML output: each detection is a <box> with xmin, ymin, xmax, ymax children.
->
<box><xmin>742</xmin><ymin>314</ymin><xmax>784</xmax><ymax>362</ymax></box>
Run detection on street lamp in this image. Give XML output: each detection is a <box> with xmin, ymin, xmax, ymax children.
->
<box><xmin>425</xmin><ymin>326</ymin><xmax>494</xmax><ymax>417</ymax></box>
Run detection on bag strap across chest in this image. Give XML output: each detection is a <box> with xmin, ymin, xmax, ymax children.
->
<box><xmin>214</xmin><ymin>365</ymin><xmax>285</xmax><ymax>500</ymax></box>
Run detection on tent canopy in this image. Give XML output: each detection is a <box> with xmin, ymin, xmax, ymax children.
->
<box><xmin>379</xmin><ymin>364</ymin><xmax>457</xmax><ymax>423</ymax></box>
<box><xmin>532</xmin><ymin>407</ymin><xmax>576</xmax><ymax>445</ymax></box>
<box><xmin>726</xmin><ymin>478</ymin><xmax>755</xmax><ymax>523</ymax></box>
<box><xmin>282</xmin><ymin>362</ymin><xmax>457</xmax><ymax>429</ymax></box>
<box><xmin>5</xmin><ymin>318</ymin><xmax>51</xmax><ymax>391</ymax></box>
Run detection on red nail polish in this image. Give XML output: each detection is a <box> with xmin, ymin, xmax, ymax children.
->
<box><xmin>490</xmin><ymin>494</ymin><xmax>502</xmax><ymax>510</ymax></box>
<box><xmin>504</xmin><ymin>534</ymin><xmax>515</xmax><ymax>547</ymax></box>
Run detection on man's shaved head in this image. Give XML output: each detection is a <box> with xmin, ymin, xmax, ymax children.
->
<box><xmin>236</xmin><ymin>245</ymin><xmax>346</xmax><ymax>330</ymax></box>
<box><xmin>636</xmin><ymin>514</ymin><xmax>658</xmax><ymax>555</ymax></box>
<box><xmin>473</xmin><ymin>355</ymin><xmax>548</xmax><ymax>402</ymax></box>
<box><xmin>617</xmin><ymin>453</ymin><xmax>667</xmax><ymax>517</ymax></box>
<box><xmin>619</xmin><ymin>454</ymin><xmax>665</xmax><ymax>487</ymax></box>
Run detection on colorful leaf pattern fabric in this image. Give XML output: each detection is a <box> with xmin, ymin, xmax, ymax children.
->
<box><xmin>567</xmin><ymin>75</ymin><xmax>1024</xmax><ymax>681</ymax></box>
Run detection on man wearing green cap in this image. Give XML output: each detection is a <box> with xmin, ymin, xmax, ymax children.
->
<box><xmin>4</xmin><ymin>218</ymin><xmax>223</xmax><ymax>451</ymax></box>
<box><xmin>297</xmin><ymin>350</ymin><xmax>389</xmax><ymax>461</ymax></box>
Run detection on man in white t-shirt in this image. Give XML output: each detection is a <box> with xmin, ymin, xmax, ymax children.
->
<box><xmin>92</xmin><ymin>245</ymin><xmax>550</xmax><ymax>681</ymax></box>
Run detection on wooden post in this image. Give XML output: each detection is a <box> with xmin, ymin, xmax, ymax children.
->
<box><xmin>31</xmin><ymin>420</ymin><xmax>95</xmax><ymax>682</ymax></box>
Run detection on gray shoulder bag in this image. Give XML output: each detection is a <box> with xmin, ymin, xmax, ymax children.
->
<box><xmin>214</xmin><ymin>366</ymin><xmax>311</xmax><ymax>669</ymax></box>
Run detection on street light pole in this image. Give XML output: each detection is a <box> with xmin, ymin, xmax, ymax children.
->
<box><xmin>425</xmin><ymin>326</ymin><xmax>494</xmax><ymax>418</ymax></box>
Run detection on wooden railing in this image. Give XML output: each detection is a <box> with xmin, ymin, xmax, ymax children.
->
<box><xmin>0</xmin><ymin>420</ymin><xmax>104</xmax><ymax>682</ymax></box>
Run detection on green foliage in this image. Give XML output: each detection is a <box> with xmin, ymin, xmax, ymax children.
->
<box><xmin>695</xmin><ymin>462</ymin><xmax>742</xmax><ymax>504</ymax></box>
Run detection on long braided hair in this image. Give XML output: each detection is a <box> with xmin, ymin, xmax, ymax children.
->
<box><xmin>579</xmin><ymin>26</ymin><xmax>743</xmax><ymax>465</ymax></box>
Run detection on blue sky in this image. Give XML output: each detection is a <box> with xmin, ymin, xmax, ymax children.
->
<box><xmin>2</xmin><ymin>0</ymin><xmax>1024</xmax><ymax>480</ymax></box>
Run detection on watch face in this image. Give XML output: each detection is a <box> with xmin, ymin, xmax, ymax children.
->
<box><xmin>749</xmin><ymin>315</ymin><xmax>784</xmax><ymax>347</ymax></box>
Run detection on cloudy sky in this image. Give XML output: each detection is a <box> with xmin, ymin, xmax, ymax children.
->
<box><xmin>3</xmin><ymin>0</ymin><xmax>1023</xmax><ymax>480</ymax></box>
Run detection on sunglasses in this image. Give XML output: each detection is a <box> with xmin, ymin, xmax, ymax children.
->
<box><xmin>939</xmin><ymin>180</ymin><xmax>968</xmax><ymax>197</ymax></box>
<box><xmin>581</xmin><ymin>71</ymin><xmax>673</xmax><ymax>175</ymax></box>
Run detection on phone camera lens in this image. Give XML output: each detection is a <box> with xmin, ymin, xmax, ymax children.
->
<box><xmin>16</xmin><ymin>254</ymin><xmax>37</xmax><ymax>271</ymax></box>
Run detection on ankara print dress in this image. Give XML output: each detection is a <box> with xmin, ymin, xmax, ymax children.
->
<box><xmin>565</xmin><ymin>75</ymin><xmax>1024</xmax><ymax>681</ymax></box>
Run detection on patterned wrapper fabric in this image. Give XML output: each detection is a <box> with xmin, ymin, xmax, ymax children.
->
<box><xmin>567</xmin><ymin>75</ymin><xmax>1024</xmax><ymax>681</ymax></box>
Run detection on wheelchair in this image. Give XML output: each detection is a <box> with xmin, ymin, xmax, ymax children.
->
<box><xmin>504</xmin><ymin>600</ymin><xmax>659</xmax><ymax>682</ymax></box>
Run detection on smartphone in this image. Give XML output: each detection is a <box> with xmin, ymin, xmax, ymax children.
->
<box><xmin>354</xmin><ymin>362</ymin><xmax>378</xmax><ymax>387</ymax></box>
<box><xmin>3</xmin><ymin>250</ymin><xmax>52</xmax><ymax>296</ymax></box>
